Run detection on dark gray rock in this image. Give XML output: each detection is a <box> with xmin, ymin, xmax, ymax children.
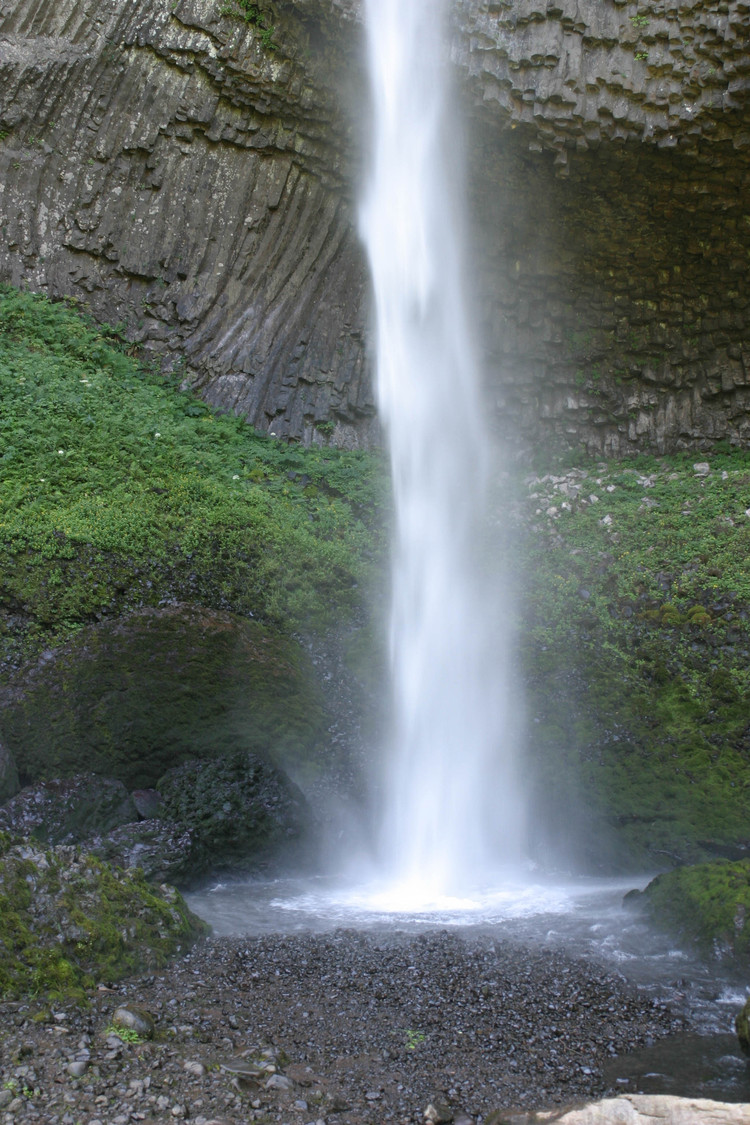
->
<box><xmin>88</xmin><ymin>818</ymin><xmax>195</xmax><ymax>885</ymax></box>
<box><xmin>0</xmin><ymin>774</ymin><xmax>138</xmax><ymax>845</ymax></box>
<box><xmin>158</xmin><ymin>750</ymin><xmax>314</xmax><ymax>882</ymax></box>
<box><xmin>0</xmin><ymin>738</ymin><xmax>19</xmax><ymax>805</ymax></box>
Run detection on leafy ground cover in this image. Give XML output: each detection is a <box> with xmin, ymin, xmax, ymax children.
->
<box><xmin>0</xmin><ymin>285</ymin><xmax>386</xmax><ymax>674</ymax></box>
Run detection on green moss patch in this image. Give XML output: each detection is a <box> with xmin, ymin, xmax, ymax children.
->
<box><xmin>630</xmin><ymin>860</ymin><xmax>750</xmax><ymax>960</ymax></box>
<box><xmin>520</xmin><ymin>455</ymin><xmax>750</xmax><ymax>868</ymax></box>
<box><xmin>0</xmin><ymin>285</ymin><xmax>386</xmax><ymax>673</ymax></box>
<box><xmin>0</xmin><ymin>834</ymin><xmax>208</xmax><ymax>1000</ymax></box>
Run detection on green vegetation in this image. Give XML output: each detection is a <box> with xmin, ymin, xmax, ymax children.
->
<box><xmin>219</xmin><ymin>0</ymin><xmax>278</xmax><ymax>49</ymax></box>
<box><xmin>0</xmin><ymin>285</ymin><xmax>385</xmax><ymax>673</ymax></box>
<box><xmin>105</xmin><ymin>1025</ymin><xmax>143</xmax><ymax>1043</ymax></box>
<box><xmin>0</xmin><ymin>832</ymin><xmax>207</xmax><ymax>1000</ymax></box>
<box><xmin>521</xmin><ymin>453</ymin><xmax>750</xmax><ymax>868</ymax></box>
<box><xmin>630</xmin><ymin>860</ymin><xmax>750</xmax><ymax>959</ymax></box>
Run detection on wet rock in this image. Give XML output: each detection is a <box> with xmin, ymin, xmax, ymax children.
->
<box><xmin>157</xmin><ymin>750</ymin><xmax>312</xmax><ymax>882</ymax></box>
<box><xmin>735</xmin><ymin>998</ymin><xmax>750</xmax><ymax>1057</ymax></box>
<box><xmin>0</xmin><ymin>774</ymin><xmax>138</xmax><ymax>845</ymax></box>
<box><xmin>66</xmin><ymin>1060</ymin><xmax>89</xmax><ymax>1078</ymax></box>
<box><xmin>0</xmin><ymin>739</ymin><xmax>19</xmax><ymax>804</ymax></box>
<box><xmin>88</xmin><ymin>818</ymin><xmax>195</xmax><ymax>885</ymax></box>
<box><xmin>111</xmin><ymin>1005</ymin><xmax>156</xmax><ymax>1039</ymax></box>
<box><xmin>132</xmin><ymin>789</ymin><xmax>162</xmax><ymax>819</ymax></box>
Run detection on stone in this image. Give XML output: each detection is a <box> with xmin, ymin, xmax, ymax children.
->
<box><xmin>183</xmin><ymin>1060</ymin><xmax>207</xmax><ymax>1078</ymax></box>
<box><xmin>425</xmin><ymin>1104</ymin><xmax>454</xmax><ymax>1124</ymax></box>
<box><xmin>132</xmin><ymin>789</ymin><xmax>163</xmax><ymax>819</ymax></box>
<box><xmin>0</xmin><ymin>775</ymin><xmax>138</xmax><ymax>846</ymax></box>
<box><xmin>491</xmin><ymin>1096</ymin><xmax>750</xmax><ymax>1123</ymax></box>
<box><xmin>111</xmin><ymin>1005</ymin><xmax>156</xmax><ymax>1040</ymax></box>
<box><xmin>736</xmin><ymin>997</ymin><xmax>750</xmax><ymax>1056</ymax></box>
<box><xmin>265</xmin><ymin>1074</ymin><xmax>294</xmax><ymax>1091</ymax></box>
<box><xmin>66</xmin><ymin>1060</ymin><xmax>89</xmax><ymax>1078</ymax></box>
<box><xmin>0</xmin><ymin>739</ymin><xmax>19</xmax><ymax>805</ymax></box>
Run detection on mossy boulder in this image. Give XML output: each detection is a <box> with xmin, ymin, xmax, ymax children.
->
<box><xmin>157</xmin><ymin>750</ymin><xmax>313</xmax><ymax>882</ymax></box>
<box><xmin>0</xmin><ymin>834</ymin><xmax>207</xmax><ymax>1000</ymax></box>
<box><xmin>0</xmin><ymin>605</ymin><xmax>329</xmax><ymax>789</ymax></box>
<box><xmin>627</xmin><ymin>859</ymin><xmax>750</xmax><ymax>961</ymax></box>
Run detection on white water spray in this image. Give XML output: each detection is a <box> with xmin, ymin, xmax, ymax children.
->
<box><xmin>360</xmin><ymin>0</ymin><xmax>526</xmax><ymax>901</ymax></box>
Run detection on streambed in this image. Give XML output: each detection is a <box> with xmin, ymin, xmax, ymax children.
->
<box><xmin>186</xmin><ymin>874</ymin><xmax>750</xmax><ymax>1106</ymax></box>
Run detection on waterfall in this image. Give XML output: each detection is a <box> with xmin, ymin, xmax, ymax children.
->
<box><xmin>360</xmin><ymin>0</ymin><xmax>526</xmax><ymax>900</ymax></box>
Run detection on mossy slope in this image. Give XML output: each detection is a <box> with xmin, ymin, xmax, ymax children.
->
<box><xmin>519</xmin><ymin>457</ymin><xmax>750</xmax><ymax>869</ymax></box>
<box><xmin>0</xmin><ymin>284</ymin><xmax>385</xmax><ymax>674</ymax></box>
<box><xmin>0</xmin><ymin>833</ymin><xmax>207</xmax><ymax>1000</ymax></box>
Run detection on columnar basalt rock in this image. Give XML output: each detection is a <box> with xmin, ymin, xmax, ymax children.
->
<box><xmin>0</xmin><ymin>0</ymin><xmax>374</xmax><ymax>446</ymax></box>
<box><xmin>1</xmin><ymin>0</ymin><xmax>749</xmax><ymax>455</ymax></box>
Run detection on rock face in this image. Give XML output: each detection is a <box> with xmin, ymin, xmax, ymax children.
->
<box><xmin>1</xmin><ymin>0</ymin><xmax>749</xmax><ymax>455</ymax></box>
<box><xmin>0</xmin><ymin>0</ymin><xmax>374</xmax><ymax>447</ymax></box>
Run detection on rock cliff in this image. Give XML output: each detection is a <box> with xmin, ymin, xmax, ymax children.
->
<box><xmin>1</xmin><ymin>0</ymin><xmax>749</xmax><ymax>454</ymax></box>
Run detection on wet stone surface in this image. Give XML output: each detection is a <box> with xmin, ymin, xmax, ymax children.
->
<box><xmin>0</xmin><ymin>929</ymin><xmax>683</xmax><ymax>1124</ymax></box>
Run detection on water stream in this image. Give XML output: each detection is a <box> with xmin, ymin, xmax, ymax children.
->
<box><xmin>359</xmin><ymin>0</ymin><xmax>524</xmax><ymax>898</ymax></box>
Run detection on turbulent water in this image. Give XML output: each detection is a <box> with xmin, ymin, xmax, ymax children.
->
<box><xmin>359</xmin><ymin>0</ymin><xmax>524</xmax><ymax>899</ymax></box>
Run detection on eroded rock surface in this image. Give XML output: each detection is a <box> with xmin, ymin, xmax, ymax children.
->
<box><xmin>1</xmin><ymin>0</ymin><xmax>749</xmax><ymax>455</ymax></box>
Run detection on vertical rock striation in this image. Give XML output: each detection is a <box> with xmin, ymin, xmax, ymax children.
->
<box><xmin>1</xmin><ymin>0</ymin><xmax>749</xmax><ymax>454</ymax></box>
<box><xmin>0</xmin><ymin>0</ymin><xmax>374</xmax><ymax>445</ymax></box>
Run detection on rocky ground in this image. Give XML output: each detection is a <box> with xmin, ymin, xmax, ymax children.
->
<box><xmin>0</xmin><ymin>929</ymin><xmax>684</xmax><ymax>1125</ymax></box>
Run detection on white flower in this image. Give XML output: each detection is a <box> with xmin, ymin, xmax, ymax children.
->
<box><xmin>154</xmin><ymin>432</ymin><xmax>161</xmax><ymax>438</ymax></box>
<box><xmin>232</xmin><ymin>475</ymin><xmax>239</xmax><ymax>480</ymax></box>
<box><xmin>57</xmin><ymin>449</ymin><xmax>65</xmax><ymax>455</ymax></box>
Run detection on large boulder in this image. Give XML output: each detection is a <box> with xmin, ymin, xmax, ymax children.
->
<box><xmin>0</xmin><ymin>774</ymin><xmax>138</xmax><ymax>844</ymax></box>
<box><xmin>157</xmin><ymin>750</ymin><xmax>313</xmax><ymax>881</ymax></box>
<box><xmin>492</xmin><ymin>1094</ymin><xmax>750</xmax><ymax>1124</ymax></box>
<box><xmin>0</xmin><ymin>605</ymin><xmax>328</xmax><ymax>789</ymax></box>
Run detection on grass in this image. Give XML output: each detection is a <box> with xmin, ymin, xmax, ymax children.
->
<box><xmin>0</xmin><ymin>285</ymin><xmax>386</xmax><ymax>672</ymax></box>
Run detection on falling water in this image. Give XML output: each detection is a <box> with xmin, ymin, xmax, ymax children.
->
<box><xmin>360</xmin><ymin>0</ymin><xmax>525</xmax><ymax>900</ymax></box>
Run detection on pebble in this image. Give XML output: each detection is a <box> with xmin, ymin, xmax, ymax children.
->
<box><xmin>0</xmin><ymin>931</ymin><xmax>683</xmax><ymax>1125</ymax></box>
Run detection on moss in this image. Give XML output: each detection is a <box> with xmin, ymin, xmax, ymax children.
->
<box><xmin>521</xmin><ymin>452</ymin><xmax>750</xmax><ymax>869</ymax></box>
<box><xmin>631</xmin><ymin>860</ymin><xmax>750</xmax><ymax>959</ymax></box>
<box><xmin>0</xmin><ymin>285</ymin><xmax>386</xmax><ymax>676</ymax></box>
<box><xmin>0</xmin><ymin>838</ymin><xmax>208</xmax><ymax>1001</ymax></box>
<box><xmin>1</xmin><ymin>606</ymin><xmax>329</xmax><ymax>788</ymax></box>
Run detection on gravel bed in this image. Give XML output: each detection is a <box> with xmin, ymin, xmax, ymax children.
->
<box><xmin>0</xmin><ymin>930</ymin><xmax>683</xmax><ymax>1125</ymax></box>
